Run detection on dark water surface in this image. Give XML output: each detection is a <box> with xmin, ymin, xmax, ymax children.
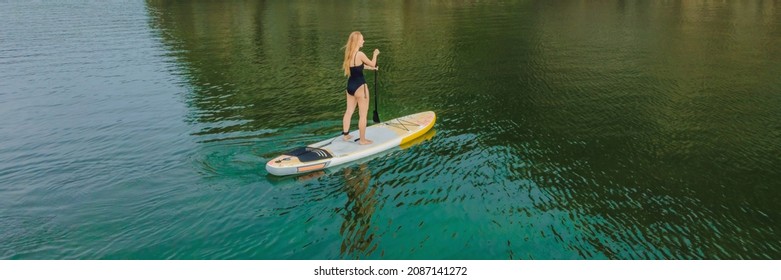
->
<box><xmin>1</xmin><ymin>0</ymin><xmax>780</xmax><ymax>259</ymax></box>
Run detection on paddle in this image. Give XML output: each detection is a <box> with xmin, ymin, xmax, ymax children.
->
<box><xmin>372</xmin><ymin>65</ymin><xmax>381</xmax><ymax>123</ymax></box>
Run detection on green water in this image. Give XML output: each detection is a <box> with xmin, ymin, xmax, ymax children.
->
<box><xmin>1</xmin><ymin>0</ymin><xmax>780</xmax><ymax>259</ymax></box>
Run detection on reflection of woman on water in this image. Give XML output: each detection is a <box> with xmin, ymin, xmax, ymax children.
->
<box><xmin>342</xmin><ymin>31</ymin><xmax>379</xmax><ymax>145</ymax></box>
<box><xmin>339</xmin><ymin>163</ymin><xmax>378</xmax><ymax>258</ymax></box>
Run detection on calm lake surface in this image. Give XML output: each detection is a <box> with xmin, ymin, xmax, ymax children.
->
<box><xmin>1</xmin><ymin>0</ymin><xmax>780</xmax><ymax>259</ymax></box>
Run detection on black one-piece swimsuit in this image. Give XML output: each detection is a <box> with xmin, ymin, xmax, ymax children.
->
<box><xmin>346</xmin><ymin>52</ymin><xmax>366</xmax><ymax>96</ymax></box>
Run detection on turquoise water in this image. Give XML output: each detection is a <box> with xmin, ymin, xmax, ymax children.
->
<box><xmin>1</xmin><ymin>0</ymin><xmax>780</xmax><ymax>259</ymax></box>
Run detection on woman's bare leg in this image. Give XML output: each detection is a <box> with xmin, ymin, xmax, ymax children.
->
<box><xmin>356</xmin><ymin>85</ymin><xmax>373</xmax><ymax>145</ymax></box>
<box><xmin>343</xmin><ymin>92</ymin><xmax>357</xmax><ymax>140</ymax></box>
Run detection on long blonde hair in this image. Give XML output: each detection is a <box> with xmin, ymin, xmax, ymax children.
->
<box><xmin>342</xmin><ymin>31</ymin><xmax>362</xmax><ymax>77</ymax></box>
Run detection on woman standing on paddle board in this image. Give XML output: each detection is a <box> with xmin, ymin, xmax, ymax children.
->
<box><xmin>342</xmin><ymin>31</ymin><xmax>379</xmax><ymax>145</ymax></box>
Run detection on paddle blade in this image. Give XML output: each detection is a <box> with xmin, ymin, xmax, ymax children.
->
<box><xmin>372</xmin><ymin>110</ymin><xmax>381</xmax><ymax>123</ymax></box>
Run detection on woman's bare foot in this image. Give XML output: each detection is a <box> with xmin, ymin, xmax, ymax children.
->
<box><xmin>358</xmin><ymin>139</ymin><xmax>373</xmax><ymax>145</ymax></box>
<box><xmin>343</xmin><ymin>134</ymin><xmax>352</xmax><ymax>141</ymax></box>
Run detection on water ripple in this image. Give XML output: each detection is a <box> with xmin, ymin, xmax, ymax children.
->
<box><xmin>2</xmin><ymin>0</ymin><xmax>780</xmax><ymax>260</ymax></box>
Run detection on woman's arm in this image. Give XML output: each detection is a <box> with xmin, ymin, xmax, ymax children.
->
<box><xmin>359</xmin><ymin>49</ymin><xmax>379</xmax><ymax>67</ymax></box>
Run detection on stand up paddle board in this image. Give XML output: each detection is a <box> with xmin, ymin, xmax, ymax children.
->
<box><xmin>266</xmin><ymin>111</ymin><xmax>436</xmax><ymax>176</ymax></box>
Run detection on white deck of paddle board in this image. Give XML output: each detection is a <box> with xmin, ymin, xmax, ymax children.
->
<box><xmin>315</xmin><ymin>125</ymin><xmax>400</xmax><ymax>157</ymax></box>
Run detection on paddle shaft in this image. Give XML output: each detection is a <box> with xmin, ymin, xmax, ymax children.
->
<box><xmin>372</xmin><ymin>66</ymin><xmax>380</xmax><ymax>123</ymax></box>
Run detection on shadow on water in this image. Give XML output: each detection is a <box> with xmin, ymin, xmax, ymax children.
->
<box><xmin>338</xmin><ymin>163</ymin><xmax>378</xmax><ymax>259</ymax></box>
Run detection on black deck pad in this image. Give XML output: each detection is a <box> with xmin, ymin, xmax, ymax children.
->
<box><xmin>283</xmin><ymin>147</ymin><xmax>333</xmax><ymax>163</ymax></box>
